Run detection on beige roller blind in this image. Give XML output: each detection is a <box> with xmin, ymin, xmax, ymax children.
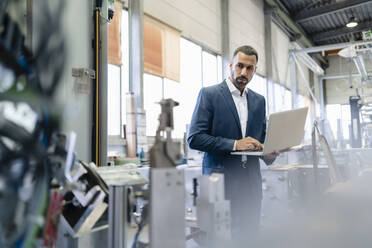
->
<box><xmin>144</xmin><ymin>17</ymin><xmax>164</xmax><ymax>77</ymax></box>
<box><xmin>144</xmin><ymin>15</ymin><xmax>180</xmax><ymax>82</ymax></box>
<box><xmin>108</xmin><ymin>1</ymin><xmax>122</xmax><ymax>65</ymax></box>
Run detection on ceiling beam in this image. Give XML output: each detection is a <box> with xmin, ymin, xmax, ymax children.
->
<box><xmin>265</xmin><ymin>0</ymin><xmax>328</xmax><ymax>66</ymax></box>
<box><xmin>312</xmin><ymin>20</ymin><xmax>372</xmax><ymax>42</ymax></box>
<box><xmin>294</xmin><ymin>0</ymin><xmax>372</xmax><ymax>23</ymax></box>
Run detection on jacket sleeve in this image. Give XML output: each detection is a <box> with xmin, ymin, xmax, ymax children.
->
<box><xmin>260</xmin><ymin>99</ymin><xmax>276</xmax><ymax>165</ymax></box>
<box><xmin>187</xmin><ymin>88</ymin><xmax>235</xmax><ymax>154</ymax></box>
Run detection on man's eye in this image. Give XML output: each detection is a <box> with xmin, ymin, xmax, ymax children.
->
<box><xmin>247</xmin><ymin>66</ymin><xmax>254</xmax><ymax>70</ymax></box>
<box><xmin>237</xmin><ymin>64</ymin><xmax>244</xmax><ymax>68</ymax></box>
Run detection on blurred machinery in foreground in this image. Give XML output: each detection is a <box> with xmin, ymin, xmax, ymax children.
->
<box><xmin>0</xmin><ymin>1</ymin><xmax>71</xmax><ymax>247</ymax></box>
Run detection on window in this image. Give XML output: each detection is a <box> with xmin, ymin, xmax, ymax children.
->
<box><xmin>326</xmin><ymin>104</ymin><xmax>341</xmax><ymax>140</ymax></box>
<box><xmin>273</xmin><ymin>83</ymin><xmax>285</xmax><ymax>112</ymax></box>
<box><xmin>249</xmin><ymin>74</ymin><xmax>267</xmax><ymax>99</ymax></box>
<box><xmin>297</xmin><ymin>94</ymin><xmax>305</xmax><ymax>108</ymax></box>
<box><xmin>143</xmin><ymin>38</ymin><xmax>225</xmax><ymax>139</ymax></box>
<box><xmin>107</xmin><ymin>64</ymin><xmax>121</xmax><ymax>136</ymax></box>
<box><xmin>107</xmin><ymin>9</ymin><xmax>129</xmax><ymax>138</ymax></box>
<box><xmin>341</xmin><ymin>104</ymin><xmax>351</xmax><ymax>140</ymax></box>
<box><xmin>143</xmin><ymin>73</ymin><xmax>163</xmax><ymax>136</ymax></box>
<box><xmin>202</xmin><ymin>51</ymin><xmax>218</xmax><ymax>87</ymax></box>
<box><xmin>121</xmin><ymin>10</ymin><xmax>129</xmax><ymax>127</ymax></box>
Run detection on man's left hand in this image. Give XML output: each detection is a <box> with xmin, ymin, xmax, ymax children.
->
<box><xmin>263</xmin><ymin>151</ymin><xmax>279</xmax><ymax>161</ymax></box>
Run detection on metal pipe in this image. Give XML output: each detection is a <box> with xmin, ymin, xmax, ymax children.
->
<box><xmin>92</xmin><ymin>6</ymin><xmax>101</xmax><ymax>165</ymax></box>
<box><xmin>221</xmin><ymin>0</ymin><xmax>230</xmax><ymax>78</ymax></box>
<box><xmin>319</xmin><ymin>72</ymin><xmax>365</xmax><ymax>80</ymax></box>
<box><xmin>318</xmin><ymin>77</ymin><xmax>325</xmax><ymax>119</ymax></box>
<box><xmin>289</xmin><ymin>54</ymin><xmax>297</xmax><ymax>109</ymax></box>
<box><xmin>358</xmin><ymin>54</ymin><xmax>368</xmax><ymax>80</ymax></box>
<box><xmin>292</xmin><ymin>54</ymin><xmax>318</xmax><ymax>104</ymax></box>
<box><xmin>108</xmin><ymin>185</ymin><xmax>128</xmax><ymax>248</ymax></box>
<box><xmin>353</xmin><ymin>57</ymin><xmax>362</xmax><ymax>77</ymax></box>
<box><xmin>291</xmin><ymin>40</ymin><xmax>372</xmax><ymax>54</ymax></box>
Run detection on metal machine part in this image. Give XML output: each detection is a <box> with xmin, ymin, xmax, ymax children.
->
<box><xmin>196</xmin><ymin>173</ymin><xmax>231</xmax><ymax>248</ymax></box>
<box><xmin>150</xmin><ymin>168</ymin><xmax>185</xmax><ymax>248</ymax></box>
<box><xmin>350</xmin><ymin>95</ymin><xmax>363</xmax><ymax>148</ymax></box>
<box><xmin>60</xmin><ymin>162</ymin><xmax>109</xmax><ymax>238</ymax></box>
<box><xmin>108</xmin><ymin>185</ymin><xmax>128</xmax><ymax>248</ymax></box>
<box><xmin>312</xmin><ymin>121</ymin><xmax>344</xmax><ymax>185</ymax></box>
<box><xmin>147</xmin><ymin>98</ymin><xmax>185</xmax><ymax>248</ymax></box>
<box><xmin>149</xmin><ymin>99</ymin><xmax>182</xmax><ymax>169</ymax></box>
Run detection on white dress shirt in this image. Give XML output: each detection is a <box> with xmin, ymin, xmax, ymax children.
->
<box><xmin>226</xmin><ymin>77</ymin><xmax>249</xmax><ymax>151</ymax></box>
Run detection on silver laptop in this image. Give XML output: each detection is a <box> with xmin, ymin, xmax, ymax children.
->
<box><xmin>231</xmin><ymin>107</ymin><xmax>308</xmax><ymax>156</ymax></box>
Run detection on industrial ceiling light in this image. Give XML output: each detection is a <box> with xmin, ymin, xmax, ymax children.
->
<box><xmin>346</xmin><ymin>17</ymin><xmax>358</xmax><ymax>28</ymax></box>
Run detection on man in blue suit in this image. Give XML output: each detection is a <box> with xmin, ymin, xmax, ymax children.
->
<box><xmin>188</xmin><ymin>45</ymin><xmax>277</xmax><ymax>244</ymax></box>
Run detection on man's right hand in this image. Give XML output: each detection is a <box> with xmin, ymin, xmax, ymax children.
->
<box><xmin>235</xmin><ymin>137</ymin><xmax>263</xmax><ymax>151</ymax></box>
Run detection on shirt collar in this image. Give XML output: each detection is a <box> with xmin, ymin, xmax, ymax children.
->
<box><xmin>226</xmin><ymin>77</ymin><xmax>248</xmax><ymax>96</ymax></box>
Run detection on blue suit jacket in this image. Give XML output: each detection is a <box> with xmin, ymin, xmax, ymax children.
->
<box><xmin>188</xmin><ymin>80</ymin><xmax>268</xmax><ymax>175</ymax></box>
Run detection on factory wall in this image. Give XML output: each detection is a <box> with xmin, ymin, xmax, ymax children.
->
<box><xmin>271</xmin><ymin>22</ymin><xmax>290</xmax><ymax>89</ymax></box>
<box><xmin>143</xmin><ymin>0</ymin><xmax>266</xmax><ymax>75</ymax></box>
<box><xmin>326</xmin><ymin>56</ymin><xmax>372</xmax><ymax>104</ymax></box>
<box><xmin>271</xmin><ymin>22</ymin><xmax>315</xmax><ymax>101</ymax></box>
<box><xmin>229</xmin><ymin>0</ymin><xmax>266</xmax><ymax>76</ymax></box>
<box><xmin>143</xmin><ymin>0</ymin><xmax>222</xmax><ymax>54</ymax></box>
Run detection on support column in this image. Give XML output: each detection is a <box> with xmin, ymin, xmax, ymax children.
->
<box><xmin>221</xmin><ymin>0</ymin><xmax>229</xmax><ymax>78</ymax></box>
<box><xmin>128</xmin><ymin>0</ymin><xmax>144</xmax><ymax>110</ymax></box>
<box><xmin>264</xmin><ymin>3</ymin><xmax>274</xmax><ymax>114</ymax></box>
<box><xmin>318</xmin><ymin>77</ymin><xmax>326</xmax><ymax>120</ymax></box>
<box><xmin>100</xmin><ymin>0</ymin><xmax>108</xmax><ymax>167</ymax></box>
<box><xmin>289</xmin><ymin>53</ymin><xmax>298</xmax><ymax>109</ymax></box>
<box><xmin>108</xmin><ymin>185</ymin><xmax>128</xmax><ymax>248</ymax></box>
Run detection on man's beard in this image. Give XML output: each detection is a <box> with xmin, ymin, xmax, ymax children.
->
<box><xmin>233</xmin><ymin>76</ymin><xmax>249</xmax><ymax>89</ymax></box>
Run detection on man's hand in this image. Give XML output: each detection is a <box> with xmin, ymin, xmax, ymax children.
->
<box><xmin>236</xmin><ymin>137</ymin><xmax>263</xmax><ymax>151</ymax></box>
<box><xmin>263</xmin><ymin>151</ymin><xmax>279</xmax><ymax>161</ymax></box>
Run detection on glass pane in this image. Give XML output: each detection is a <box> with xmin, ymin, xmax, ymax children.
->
<box><xmin>202</xmin><ymin>51</ymin><xmax>217</xmax><ymax>87</ymax></box>
<box><xmin>284</xmin><ymin>89</ymin><xmax>292</xmax><ymax>111</ymax></box>
<box><xmin>249</xmin><ymin>74</ymin><xmax>267</xmax><ymax>99</ymax></box>
<box><xmin>164</xmin><ymin>78</ymin><xmax>184</xmax><ymax>139</ymax></box>
<box><xmin>179</xmin><ymin>38</ymin><xmax>203</xmax><ymax>135</ymax></box>
<box><xmin>267</xmin><ymin>79</ymin><xmax>275</xmax><ymax>114</ymax></box>
<box><xmin>341</xmin><ymin>104</ymin><xmax>351</xmax><ymax>140</ymax></box>
<box><xmin>326</xmin><ymin>104</ymin><xmax>342</xmax><ymax>139</ymax></box>
<box><xmin>180</xmin><ymin>38</ymin><xmax>202</xmax><ymax>86</ymax></box>
<box><xmin>274</xmin><ymin>83</ymin><xmax>284</xmax><ymax>112</ymax></box>
<box><xmin>121</xmin><ymin>9</ymin><xmax>129</xmax><ymax>126</ymax></box>
<box><xmin>297</xmin><ymin>94</ymin><xmax>305</xmax><ymax>108</ymax></box>
<box><xmin>108</xmin><ymin>64</ymin><xmax>121</xmax><ymax>136</ymax></box>
<box><xmin>144</xmin><ymin>73</ymin><xmax>163</xmax><ymax>136</ymax></box>
<box><xmin>217</xmin><ymin>55</ymin><xmax>223</xmax><ymax>83</ymax></box>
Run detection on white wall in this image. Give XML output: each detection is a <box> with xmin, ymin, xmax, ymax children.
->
<box><xmin>33</xmin><ymin>0</ymin><xmax>93</xmax><ymax>161</ymax></box>
<box><xmin>144</xmin><ymin>0</ymin><xmax>267</xmax><ymax>76</ymax></box>
<box><xmin>325</xmin><ymin>55</ymin><xmax>372</xmax><ymax>104</ymax></box>
<box><xmin>296</xmin><ymin>55</ymin><xmax>311</xmax><ymax>96</ymax></box>
<box><xmin>271</xmin><ymin>22</ymin><xmax>290</xmax><ymax>88</ymax></box>
<box><xmin>144</xmin><ymin>0</ymin><xmax>221</xmax><ymax>53</ymax></box>
<box><xmin>230</xmin><ymin>0</ymin><xmax>266</xmax><ymax>76</ymax></box>
<box><xmin>271</xmin><ymin>22</ymin><xmax>315</xmax><ymax>101</ymax></box>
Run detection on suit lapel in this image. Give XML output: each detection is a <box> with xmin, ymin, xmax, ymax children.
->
<box><xmin>245</xmin><ymin>89</ymin><xmax>254</xmax><ymax>137</ymax></box>
<box><xmin>219</xmin><ymin>81</ymin><xmax>242</xmax><ymax>135</ymax></box>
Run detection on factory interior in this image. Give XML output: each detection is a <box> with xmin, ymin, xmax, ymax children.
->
<box><xmin>2</xmin><ymin>0</ymin><xmax>372</xmax><ymax>247</ymax></box>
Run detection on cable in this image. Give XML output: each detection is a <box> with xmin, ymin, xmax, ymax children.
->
<box><xmin>131</xmin><ymin>223</ymin><xmax>144</xmax><ymax>248</ymax></box>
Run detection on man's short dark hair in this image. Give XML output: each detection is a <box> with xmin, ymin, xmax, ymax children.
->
<box><xmin>232</xmin><ymin>45</ymin><xmax>258</xmax><ymax>62</ymax></box>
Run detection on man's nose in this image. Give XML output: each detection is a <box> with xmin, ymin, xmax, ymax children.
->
<box><xmin>241</xmin><ymin>67</ymin><xmax>248</xmax><ymax>76</ymax></box>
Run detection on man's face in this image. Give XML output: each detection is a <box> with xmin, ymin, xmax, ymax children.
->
<box><xmin>229</xmin><ymin>52</ymin><xmax>257</xmax><ymax>90</ymax></box>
